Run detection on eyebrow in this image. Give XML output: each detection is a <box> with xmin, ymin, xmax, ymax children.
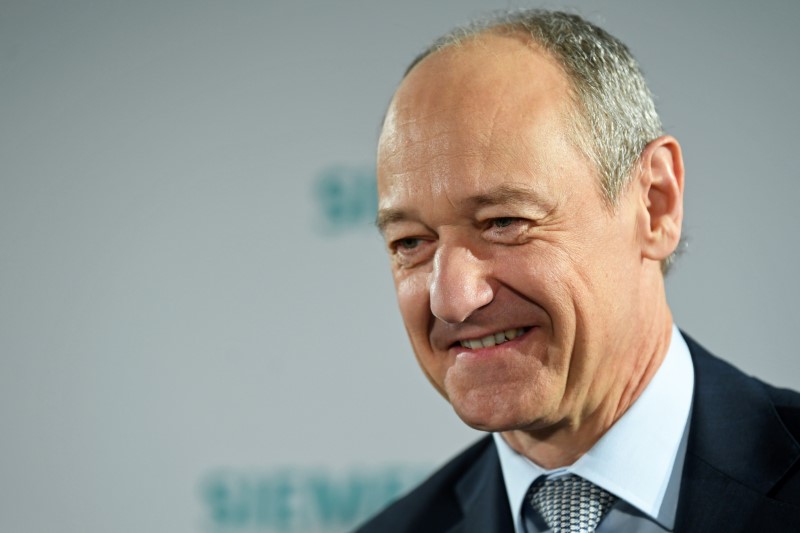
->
<box><xmin>375</xmin><ymin>208</ymin><xmax>410</xmax><ymax>235</ymax></box>
<box><xmin>467</xmin><ymin>183</ymin><xmax>549</xmax><ymax>210</ymax></box>
<box><xmin>375</xmin><ymin>183</ymin><xmax>549</xmax><ymax>234</ymax></box>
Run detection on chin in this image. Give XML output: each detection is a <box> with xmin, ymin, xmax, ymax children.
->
<box><xmin>450</xmin><ymin>393</ymin><xmax>546</xmax><ymax>433</ymax></box>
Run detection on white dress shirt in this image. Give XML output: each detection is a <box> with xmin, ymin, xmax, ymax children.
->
<box><xmin>493</xmin><ymin>325</ymin><xmax>694</xmax><ymax>533</ymax></box>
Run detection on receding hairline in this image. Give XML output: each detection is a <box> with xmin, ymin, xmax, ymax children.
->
<box><xmin>382</xmin><ymin>27</ymin><xmax>576</xmax><ymax>137</ymax></box>
<box><xmin>380</xmin><ymin>8</ymin><xmax>676</xmax><ymax>271</ymax></box>
<box><xmin>404</xmin><ymin>25</ymin><xmax>568</xmax><ymax>80</ymax></box>
<box><xmin>383</xmin><ymin>29</ymin><xmax>605</xmax><ymax>209</ymax></box>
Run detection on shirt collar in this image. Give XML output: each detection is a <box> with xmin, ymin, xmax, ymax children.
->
<box><xmin>493</xmin><ymin>325</ymin><xmax>694</xmax><ymax>532</ymax></box>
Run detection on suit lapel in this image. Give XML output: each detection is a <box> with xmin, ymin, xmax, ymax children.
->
<box><xmin>447</xmin><ymin>438</ymin><xmax>514</xmax><ymax>533</ymax></box>
<box><xmin>675</xmin><ymin>334</ymin><xmax>800</xmax><ymax>531</ymax></box>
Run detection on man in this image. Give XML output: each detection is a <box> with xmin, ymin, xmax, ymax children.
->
<box><xmin>358</xmin><ymin>9</ymin><xmax>800</xmax><ymax>533</ymax></box>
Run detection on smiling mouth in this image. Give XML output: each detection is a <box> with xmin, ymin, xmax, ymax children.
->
<box><xmin>458</xmin><ymin>327</ymin><xmax>530</xmax><ymax>349</ymax></box>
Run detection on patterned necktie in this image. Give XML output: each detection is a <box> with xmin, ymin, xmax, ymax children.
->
<box><xmin>528</xmin><ymin>474</ymin><xmax>617</xmax><ymax>533</ymax></box>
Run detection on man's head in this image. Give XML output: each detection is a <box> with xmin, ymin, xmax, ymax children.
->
<box><xmin>376</xmin><ymin>10</ymin><xmax>684</xmax><ymax>455</ymax></box>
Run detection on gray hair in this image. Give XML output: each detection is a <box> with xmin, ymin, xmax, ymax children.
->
<box><xmin>405</xmin><ymin>9</ymin><xmax>664</xmax><ymax>205</ymax></box>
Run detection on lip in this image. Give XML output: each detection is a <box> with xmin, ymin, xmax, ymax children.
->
<box><xmin>431</xmin><ymin>323</ymin><xmax>531</xmax><ymax>350</ymax></box>
<box><xmin>448</xmin><ymin>326</ymin><xmax>538</xmax><ymax>357</ymax></box>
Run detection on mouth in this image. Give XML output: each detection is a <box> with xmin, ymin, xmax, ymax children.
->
<box><xmin>457</xmin><ymin>327</ymin><xmax>531</xmax><ymax>350</ymax></box>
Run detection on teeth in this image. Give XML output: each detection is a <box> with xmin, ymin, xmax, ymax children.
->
<box><xmin>459</xmin><ymin>328</ymin><xmax>526</xmax><ymax>349</ymax></box>
<box><xmin>462</xmin><ymin>339</ymin><xmax>483</xmax><ymax>349</ymax></box>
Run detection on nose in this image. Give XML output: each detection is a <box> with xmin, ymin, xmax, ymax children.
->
<box><xmin>429</xmin><ymin>244</ymin><xmax>494</xmax><ymax>323</ymax></box>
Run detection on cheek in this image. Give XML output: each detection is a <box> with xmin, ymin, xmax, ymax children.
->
<box><xmin>394</xmin><ymin>272</ymin><xmax>431</xmax><ymax>340</ymax></box>
<box><xmin>493</xmin><ymin>242</ymin><xmax>582</xmax><ymax>337</ymax></box>
<box><xmin>395</xmin><ymin>271</ymin><xmax>449</xmax><ymax>396</ymax></box>
<box><xmin>496</xmin><ymin>242</ymin><xmax>574</xmax><ymax>300</ymax></box>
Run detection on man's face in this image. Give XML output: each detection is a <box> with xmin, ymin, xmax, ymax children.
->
<box><xmin>377</xmin><ymin>35</ymin><xmax>648</xmax><ymax>433</ymax></box>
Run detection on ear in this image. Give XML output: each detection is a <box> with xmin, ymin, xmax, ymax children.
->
<box><xmin>634</xmin><ymin>135</ymin><xmax>684</xmax><ymax>262</ymax></box>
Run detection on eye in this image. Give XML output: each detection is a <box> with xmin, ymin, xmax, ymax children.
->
<box><xmin>482</xmin><ymin>217</ymin><xmax>532</xmax><ymax>244</ymax></box>
<box><xmin>396</xmin><ymin>237</ymin><xmax>422</xmax><ymax>250</ymax></box>
<box><xmin>387</xmin><ymin>235</ymin><xmax>435</xmax><ymax>268</ymax></box>
<box><xmin>492</xmin><ymin>217</ymin><xmax>517</xmax><ymax>228</ymax></box>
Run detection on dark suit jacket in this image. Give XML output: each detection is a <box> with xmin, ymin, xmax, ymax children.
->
<box><xmin>355</xmin><ymin>334</ymin><xmax>800</xmax><ymax>532</ymax></box>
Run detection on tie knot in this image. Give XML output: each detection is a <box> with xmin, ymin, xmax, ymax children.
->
<box><xmin>528</xmin><ymin>474</ymin><xmax>617</xmax><ymax>533</ymax></box>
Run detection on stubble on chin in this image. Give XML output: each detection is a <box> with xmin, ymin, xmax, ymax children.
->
<box><xmin>443</xmin><ymin>354</ymin><xmax>562</xmax><ymax>432</ymax></box>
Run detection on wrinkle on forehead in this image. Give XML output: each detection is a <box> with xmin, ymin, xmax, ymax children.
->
<box><xmin>377</xmin><ymin>32</ymin><xmax>587</xmax><ymax>218</ymax></box>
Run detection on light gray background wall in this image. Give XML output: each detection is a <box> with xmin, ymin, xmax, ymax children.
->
<box><xmin>1</xmin><ymin>1</ymin><xmax>798</xmax><ymax>532</ymax></box>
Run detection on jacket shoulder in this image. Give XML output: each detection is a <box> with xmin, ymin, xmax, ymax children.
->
<box><xmin>354</xmin><ymin>436</ymin><xmax>494</xmax><ymax>533</ymax></box>
<box><xmin>681</xmin><ymin>332</ymin><xmax>800</xmax><ymax>508</ymax></box>
<box><xmin>685</xmin><ymin>331</ymin><xmax>800</xmax><ymax>446</ymax></box>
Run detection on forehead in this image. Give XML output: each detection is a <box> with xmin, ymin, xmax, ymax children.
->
<box><xmin>384</xmin><ymin>34</ymin><xmax>571</xmax><ymax>140</ymax></box>
<box><xmin>378</xmin><ymin>34</ymin><xmax>586</xmax><ymax>214</ymax></box>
